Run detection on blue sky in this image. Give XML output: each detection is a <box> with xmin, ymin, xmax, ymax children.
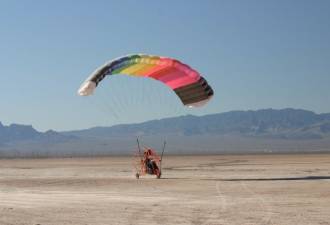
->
<box><xmin>0</xmin><ymin>0</ymin><xmax>329</xmax><ymax>131</ymax></box>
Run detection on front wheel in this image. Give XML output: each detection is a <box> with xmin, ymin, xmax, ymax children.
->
<box><xmin>156</xmin><ymin>171</ymin><xmax>161</xmax><ymax>179</ymax></box>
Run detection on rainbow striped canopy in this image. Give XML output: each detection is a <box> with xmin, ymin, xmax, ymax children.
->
<box><xmin>78</xmin><ymin>54</ymin><xmax>213</xmax><ymax>107</ymax></box>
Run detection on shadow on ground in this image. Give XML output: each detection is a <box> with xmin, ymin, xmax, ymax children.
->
<box><xmin>203</xmin><ymin>176</ymin><xmax>330</xmax><ymax>181</ymax></box>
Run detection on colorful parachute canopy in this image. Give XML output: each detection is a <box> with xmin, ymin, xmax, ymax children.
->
<box><xmin>78</xmin><ymin>54</ymin><xmax>213</xmax><ymax>107</ymax></box>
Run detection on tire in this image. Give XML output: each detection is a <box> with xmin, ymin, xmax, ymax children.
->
<box><xmin>135</xmin><ymin>173</ymin><xmax>140</xmax><ymax>179</ymax></box>
<box><xmin>156</xmin><ymin>171</ymin><xmax>161</xmax><ymax>179</ymax></box>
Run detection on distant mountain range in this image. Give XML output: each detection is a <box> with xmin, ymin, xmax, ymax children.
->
<box><xmin>0</xmin><ymin>122</ymin><xmax>73</xmax><ymax>144</ymax></box>
<box><xmin>64</xmin><ymin>108</ymin><xmax>330</xmax><ymax>139</ymax></box>
<box><xmin>1</xmin><ymin>108</ymin><xmax>330</xmax><ymax>157</ymax></box>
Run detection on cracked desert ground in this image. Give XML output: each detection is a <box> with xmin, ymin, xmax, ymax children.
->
<box><xmin>0</xmin><ymin>154</ymin><xmax>329</xmax><ymax>225</ymax></box>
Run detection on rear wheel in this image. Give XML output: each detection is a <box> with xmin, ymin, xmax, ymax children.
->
<box><xmin>135</xmin><ymin>173</ymin><xmax>140</xmax><ymax>179</ymax></box>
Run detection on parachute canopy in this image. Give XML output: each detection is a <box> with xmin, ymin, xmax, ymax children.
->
<box><xmin>78</xmin><ymin>54</ymin><xmax>213</xmax><ymax>107</ymax></box>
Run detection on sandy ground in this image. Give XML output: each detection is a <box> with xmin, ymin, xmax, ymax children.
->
<box><xmin>0</xmin><ymin>154</ymin><xmax>330</xmax><ymax>225</ymax></box>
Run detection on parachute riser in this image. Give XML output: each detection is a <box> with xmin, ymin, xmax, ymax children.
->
<box><xmin>160</xmin><ymin>141</ymin><xmax>166</xmax><ymax>171</ymax></box>
<box><xmin>136</xmin><ymin>138</ymin><xmax>142</xmax><ymax>160</ymax></box>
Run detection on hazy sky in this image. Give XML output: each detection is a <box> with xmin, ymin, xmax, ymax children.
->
<box><xmin>0</xmin><ymin>0</ymin><xmax>329</xmax><ymax>131</ymax></box>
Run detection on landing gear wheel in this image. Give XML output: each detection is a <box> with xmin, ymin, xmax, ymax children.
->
<box><xmin>135</xmin><ymin>173</ymin><xmax>140</xmax><ymax>179</ymax></box>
